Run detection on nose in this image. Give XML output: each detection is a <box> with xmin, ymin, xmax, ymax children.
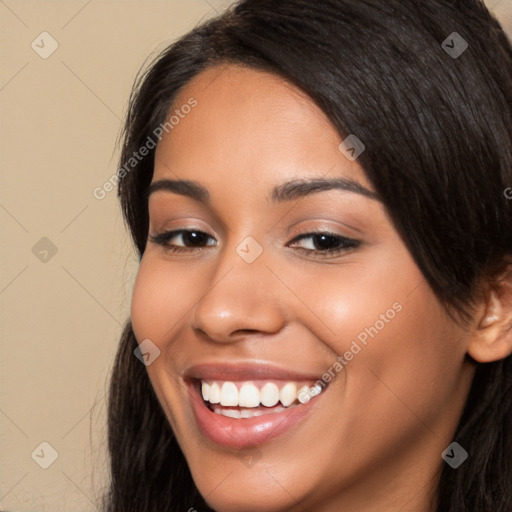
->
<box><xmin>191</xmin><ymin>250</ymin><xmax>288</xmax><ymax>343</ymax></box>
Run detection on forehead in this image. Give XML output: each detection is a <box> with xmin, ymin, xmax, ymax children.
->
<box><xmin>153</xmin><ymin>65</ymin><xmax>371</xmax><ymax>193</ymax></box>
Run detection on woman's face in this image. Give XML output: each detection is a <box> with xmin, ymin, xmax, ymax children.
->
<box><xmin>131</xmin><ymin>65</ymin><xmax>476</xmax><ymax>512</ymax></box>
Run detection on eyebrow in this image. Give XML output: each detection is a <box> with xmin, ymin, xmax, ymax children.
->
<box><xmin>270</xmin><ymin>177</ymin><xmax>379</xmax><ymax>202</ymax></box>
<box><xmin>147</xmin><ymin>179</ymin><xmax>209</xmax><ymax>203</ymax></box>
<box><xmin>147</xmin><ymin>177</ymin><xmax>380</xmax><ymax>204</ymax></box>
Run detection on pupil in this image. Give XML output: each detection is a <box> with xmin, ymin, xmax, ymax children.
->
<box><xmin>314</xmin><ymin>234</ymin><xmax>335</xmax><ymax>250</ymax></box>
<box><xmin>185</xmin><ymin>231</ymin><xmax>207</xmax><ymax>246</ymax></box>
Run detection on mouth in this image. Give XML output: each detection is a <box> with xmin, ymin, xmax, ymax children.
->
<box><xmin>184</xmin><ymin>364</ymin><xmax>329</xmax><ymax>448</ymax></box>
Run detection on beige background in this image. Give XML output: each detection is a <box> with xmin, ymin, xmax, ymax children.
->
<box><xmin>1</xmin><ymin>1</ymin><xmax>511</xmax><ymax>511</ymax></box>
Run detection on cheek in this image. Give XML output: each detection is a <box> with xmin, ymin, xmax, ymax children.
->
<box><xmin>285</xmin><ymin>248</ymin><xmax>466</xmax><ymax>416</ymax></box>
<box><xmin>130</xmin><ymin>255</ymin><xmax>192</xmax><ymax>344</ymax></box>
<box><xmin>130</xmin><ymin>261</ymin><xmax>156</xmax><ymax>344</ymax></box>
<box><xmin>282</xmin><ymin>244</ymin><xmax>417</xmax><ymax>354</ymax></box>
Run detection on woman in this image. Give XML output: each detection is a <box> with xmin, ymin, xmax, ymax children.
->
<box><xmin>102</xmin><ymin>0</ymin><xmax>512</xmax><ymax>511</ymax></box>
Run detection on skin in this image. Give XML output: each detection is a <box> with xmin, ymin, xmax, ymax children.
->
<box><xmin>130</xmin><ymin>65</ymin><xmax>512</xmax><ymax>512</ymax></box>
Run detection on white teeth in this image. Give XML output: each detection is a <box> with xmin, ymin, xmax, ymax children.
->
<box><xmin>201</xmin><ymin>382</ymin><xmax>210</xmax><ymax>401</ymax></box>
<box><xmin>220</xmin><ymin>382</ymin><xmax>238</xmax><ymax>406</ymax></box>
<box><xmin>309</xmin><ymin>384</ymin><xmax>322</xmax><ymax>397</ymax></box>
<box><xmin>214</xmin><ymin>404</ymin><xmax>289</xmax><ymax>418</ymax></box>
<box><xmin>280</xmin><ymin>383</ymin><xmax>297</xmax><ymax>407</ymax></box>
<box><xmin>200</xmin><ymin>379</ymin><xmax>325</xmax><ymax>408</ymax></box>
<box><xmin>220</xmin><ymin>408</ymin><xmax>241</xmax><ymax>419</ymax></box>
<box><xmin>209</xmin><ymin>382</ymin><xmax>220</xmax><ymax>404</ymax></box>
<box><xmin>297</xmin><ymin>385</ymin><xmax>311</xmax><ymax>404</ymax></box>
<box><xmin>240</xmin><ymin>408</ymin><xmax>254</xmax><ymax>418</ymax></box>
<box><xmin>238</xmin><ymin>383</ymin><xmax>260</xmax><ymax>408</ymax></box>
<box><xmin>260</xmin><ymin>383</ymin><xmax>280</xmax><ymax>407</ymax></box>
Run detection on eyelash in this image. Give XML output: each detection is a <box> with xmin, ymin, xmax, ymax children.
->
<box><xmin>148</xmin><ymin>229</ymin><xmax>360</xmax><ymax>258</ymax></box>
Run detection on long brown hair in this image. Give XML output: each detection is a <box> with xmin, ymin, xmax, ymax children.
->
<box><xmin>103</xmin><ymin>1</ymin><xmax>512</xmax><ymax>510</ymax></box>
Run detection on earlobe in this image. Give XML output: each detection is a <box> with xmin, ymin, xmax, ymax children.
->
<box><xmin>467</xmin><ymin>266</ymin><xmax>512</xmax><ymax>363</ymax></box>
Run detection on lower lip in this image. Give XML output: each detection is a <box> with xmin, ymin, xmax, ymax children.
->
<box><xmin>187</xmin><ymin>381</ymin><xmax>325</xmax><ymax>449</ymax></box>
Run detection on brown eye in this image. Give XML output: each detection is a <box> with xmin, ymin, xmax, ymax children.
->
<box><xmin>288</xmin><ymin>232</ymin><xmax>360</xmax><ymax>256</ymax></box>
<box><xmin>149</xmin><ymin>230</ymin><xmax>217</xmax><ymax>252</ymax></box>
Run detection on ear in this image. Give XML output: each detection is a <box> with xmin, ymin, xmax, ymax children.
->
<box><xmin>467</xmin><ymin>261</ymin><xmax>512</xmax><ymax>363</ymax></box>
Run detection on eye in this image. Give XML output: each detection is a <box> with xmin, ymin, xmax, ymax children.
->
<box><xmin>148</xmin><ymin>229</ymin><xmax>217</xmax><ymax>253</ymax></box>
<box><xmin>287</xmin><ymin>231</ymin><xmax>360</xmax><ymax>257</ymax></box>
<box><xmin>148</xmin><ymin>229</ymin><xmax>360</xmax><ymax>258</ymax></box>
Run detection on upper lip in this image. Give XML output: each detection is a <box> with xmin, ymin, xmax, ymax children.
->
<box><xmin>184</xmin><ymin>362</ymin><xmax>323</xmax><ymax>382</ymax></box>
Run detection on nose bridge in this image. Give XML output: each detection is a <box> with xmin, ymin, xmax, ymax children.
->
<box><xmin>191</xmin><ymin>237</ymin><xmax>287</xmax><ymax>342</ymax></box>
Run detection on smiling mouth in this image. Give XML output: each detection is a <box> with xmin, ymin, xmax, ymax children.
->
<box><xmin>196</xmin><ymin>378</ymin><xmax>325</xmax><ymax>419</ymax></box>
<box><xmin>184</xmin><ymin>363</ymin><xmax>330</xmax><ymax>447</ymax></box>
